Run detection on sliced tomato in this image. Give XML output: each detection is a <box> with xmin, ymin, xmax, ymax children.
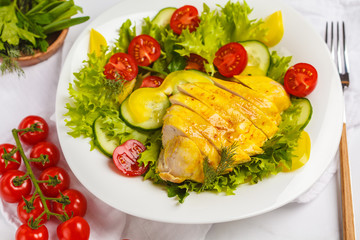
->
<box><xmin>213</xmin><ymin>42</ymin><xmax>248</xmax><ymax>77</ymax></box>
<box><xmin>283</xmin><ymin>63</ymin><xmax>318</xmax><ymax>97</ymax></box>
<box><xmin>128</xmin><ymin>34</ymin><xmax>161</xmax><ymax>67</ymax></box>
<box><xmin>185</xmin><ymin>54</ymin><xmax>207</xmax><ymax>72</ymax></box>
<box><xmin>103</xmin><ymin>53</ymin><xmax>138</xmax><ymax>81</ymax></box>
<box><xmin>170</xmin><ymin>5</ymin><xmax>200</xmax><ymax>35</ymax></box>
<box><xmin>112</xmin><ymin>140</ymin><xmax>148</xmax><ymax>177</ymax></box>
<box><xmin>140</xmin><ymin>76</ymin><xmax>164</xmax><ymax>88</ymax></box>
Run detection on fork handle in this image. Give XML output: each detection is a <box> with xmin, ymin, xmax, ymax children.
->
<box><xmin>339</xmin><ymin>123</ymin><xmax>355</xmax><ymax>240</ymax></box>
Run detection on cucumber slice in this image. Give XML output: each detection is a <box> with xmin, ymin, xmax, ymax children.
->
<box><xmin>120</xmin><ymin>88</ymin><xmax>170</xmax><ymax>131</ymax></box>
<box><xmin>152</xmin><ymin>7</ymin><xmax>176</xmax><ymax>27</ymax></box>
<box><xmin>240</xmin><ymin>40</ymin><xmax>270</xmax><ymax>76</ymax></box>
<box><xmin>93</xmin><ymin>117</ymin><xmax>119</xmax><ymax>157</ymax></box>
<box><xmin>292</xmin><ymin>98</ymin><xmax>313</xmax><ymax>130</ymax></box>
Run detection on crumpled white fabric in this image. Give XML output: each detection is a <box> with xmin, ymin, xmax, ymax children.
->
<box><xmin>1</xmin><ymin>0</ymin><xmax>359</xmax><ymax>239</ymax></box>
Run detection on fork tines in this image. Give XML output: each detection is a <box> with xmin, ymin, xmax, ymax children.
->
<box><xmin>325</xmin><ymin>21</ymin><xmax>350</xmax><ymax>88</ymax></box>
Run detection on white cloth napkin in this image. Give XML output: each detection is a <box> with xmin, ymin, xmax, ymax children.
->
<box><xmin>1</xmin><ymin>0</ymin><xmax>360</xmax><ymax>239</ymax></box>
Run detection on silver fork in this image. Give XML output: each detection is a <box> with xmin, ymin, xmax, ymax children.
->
<box><xmin>325</xmin><ymin>22</ymin><xmax>350</xmax><ymax>88</ymax></box>
<box><xmin>325</xmin><ymin>21</ymin><xmax>354</xmax><ymax>240</ymax></box>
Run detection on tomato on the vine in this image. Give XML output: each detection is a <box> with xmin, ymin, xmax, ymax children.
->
<box><xmin>18</xmin><ymin>116</ymin><xmax>49</xmax><ymax>145</ymax></box>
<box><xmin>38</xmin><ymin>167</ymin><xmax>70</xmax><ymax>197</ymax></box>
<box><xmin>185</xmin><ymin>53</ymin><xmax>207</xmax><ymax>72</ymax></box>
<box><xmin>170</xmin><ymin>5</ymin><xmax>200</xmax><ymax>35</ymax></box>
<box><xmin>283</xmin><ymin>63</ymin><xmax>318</xmax><ymax>97</ymax></box>
<box><xmin>112</xmin><ymin>139</ymin><xmax>148</xmax><ymax>176</ymax></box>
<box><xmin>30</xmin><ymin>141</ymin><xmax>60</xmax><ymax>170</ymax></box>
<box><xmin>128</xmin><ymin>34</ymin><xmax>161</xmax><ymax>66</ymax></box>
<box><xmin>0</xmin><ymin>170</ymin><xmax>31</xmax><ymax>203</ymax></box>
<box><xmin>0</xmin><ymin>143</ymin><xmax>21</xmax><ymax>175</ymax></box>
<box><xmin>16</xmin><ymin>224</ymin><xmax>49</xmax><ymax>240</ymax></box>
<box><xmin>53</xmin><ymin>189</ymin><xmax>87</xmax><ymax>217</ymax></box>
<box><xmin>57</xmin><ymin>216</ymin><xmax>90</xmax><ymax>240</ymax></box>
<box><xmin>213</xmin><ymin>42</ymin><xmax>248</xmax><ymax>77</ymax></box>
<box><xmin>17</xmin><ymin>194</ymin><xmax>50</xmax><ymax>225</ymax></box>
<box><xmin>140</xmin><ymin>76</ymin><xmax>164</xmax><ymax>88</ymax></box>
<box><xmin>103</xmin><ymin>53</ymin><xmax>138</xmax><ymax>81</ymax></box>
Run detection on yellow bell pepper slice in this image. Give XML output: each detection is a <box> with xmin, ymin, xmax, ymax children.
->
<box><xmin>89</xmin><ymin>28</ymin><xmax>107</xmax><ymax>56</ymax></box>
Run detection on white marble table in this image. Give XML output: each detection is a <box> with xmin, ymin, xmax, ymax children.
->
<box><xmin>0</xmin><ymin>0</ymin><xmax>358</xmax><ymax>239</ymax></box>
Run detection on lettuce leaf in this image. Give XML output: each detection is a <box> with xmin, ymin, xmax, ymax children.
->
<box><xmin>176</xmin><ymin>2</ymin><xmax>267</xmax><ymax>75</ymax></box>
<box><xmin>267</xmin><ymin>51</ymin><xmax>292</xmax><ymax>84</ymax></box>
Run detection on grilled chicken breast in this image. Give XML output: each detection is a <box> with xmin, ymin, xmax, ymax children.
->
<box><xmin>157</xmin><ymin>74</ymin><xmax>291</xmax><ymax>184</ymax></box>
<box><xmin>169</xmin><ymin>93</ymin><xmax>264</xmax><ymax>156</ymax></box>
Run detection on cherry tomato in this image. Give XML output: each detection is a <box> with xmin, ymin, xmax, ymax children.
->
<box><xmin>128</xmin><ymin>34</ymin><xmax>161</xmax><ymax>66</ymax></box>
<box><xmin>0</xmin><ymin>170</ymin><xmax>32</xmax><ymax>203</ymax></box>
<box><xmin>57</xmin><ymin>216</ymin><xmax>90</xmax><ymax>240</ymax></box>
<box><xmin>38</xmin><ymin>167</ymin><xmax>70</xmax><ymax>197</ymax></box>
<box><xmin>140</xmin><ymin>76</ymin><xmax>164</xmax><ymax>88</ymax></box>
<box><xmin>16</xmin><ymin>224</ymin><xmax>49</xmax><ymax>240</ymax></box>
<box><xmin>17</xmin><ymin>194</ymin><xmax>50</xmax><ymax>225</ymax></box>
<box><xmin>213</xmin><ymin>42</ymin><xmax>248</xmax><ymax>78</ymax></box>
<box><xmin>30</xmin><ymin>142</ymin><xmax>60</xmax><ymax>170</ymax></box>
<box><xmin>0</xmin><ymin>143</ymin><xmax>21</xmax><ymax>175</ymax></box>
<box><xmin>185</xmin><ymin>54</ymin><xmax>207</xmax><ymax>72</ymax></box>
<box><xmin>103</xmin><ymin>53</ymin><xmax>138</xmax><ymax>81</ymax></box>
<box><xmin>283</xmin><ymin>63</ymin><xmax>318</xmax><ymax>97</ymax></box>
<box><xmin>18</xmin><ymin>116</ymin><xmax>49</xmax><ymax>145</ymax></box>
<box><xmin>170</xmin><ymin>5</ymin><xmax>200</xmax><ymax>35</ymax></box>
<box><xmin>112</xmin><ymin>139</ymin><xmax>148</xmax><ymax>176</ymax></box>
<box><xmin>53</xmin><ymin>189</ymin><xmax>87</xmax><ymax>217</ymax></box>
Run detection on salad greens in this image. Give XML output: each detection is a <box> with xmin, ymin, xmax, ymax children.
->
<box><xmin>66</xmin><ymin>1</ymin><xmax>296</xmax><ymax>203</ymax></box>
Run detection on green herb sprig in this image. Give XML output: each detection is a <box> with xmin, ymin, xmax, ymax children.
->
<box><xmin>0</xmin><ymin>0</ymin><xmax>89</xmax><ymax>76</ymax></box>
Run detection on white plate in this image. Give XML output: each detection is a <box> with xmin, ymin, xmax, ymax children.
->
<box><xmin>56</xmin><ymin>0</ymin><xmax>343</xmax><ymax>224</ymax></box>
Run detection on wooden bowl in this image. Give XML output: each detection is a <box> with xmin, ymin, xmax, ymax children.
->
<box><xmin>16</xmin><ymin>28</ymin><xmax>69</xmax><ymax>67</ymax></box>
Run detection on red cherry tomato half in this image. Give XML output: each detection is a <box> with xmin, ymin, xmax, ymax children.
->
<box><xmin>103</xmin><ymin>53</ymin><xmax>138</xmax><ymax>81</ymax></box>
<box><xmin>0</xmin><ymin>143</ymin><xmax>21</xmax><ymax>175</ymax></box>
<box><xmin>30</xmin><ymin>142</ymin><xmax>60</xmax><ymax>170</ymax></box>
<box><xmin>38</xmin><ymin>167</ymin><xmax>70</xmax><ymax>197</ymax></box>
<box><xmin>128</xmin><ymin>34</ymin><xmax>161</xmax><ymax>66</ymax></box>
<box><xmin>16</xmin><ymin>224</ymin><xmax>49</xmax><ymax>240</ymax></box>
<box><xmin>213</xmin><ymin>42</ymin><xmax>248</xmax><ymax>78</ymax></box>
<box><xmin>18</xmin><ymin>116</ymin><xmax>49</xmax><ymax>145</ymax></box>
<box><xmin>283</xmin><ymin>63</ymin><xmax>318</xmax><ymax>97</ymax></box>
<box><xmin>17</xmin><ymin>194</ymin><xmax>50</xmax><ymax>225</ymax></box>
<box><xmin>112</xmin><ymin>139</ymin><xmax>148</xmax><ymax>176</ymax></box>
<box><xmin>185</xmin><ymin>53</ymin><xmax>207</xmax><ymax>72</ymax></box>
<box><xmin>0</xmin><ymin>170</ymin><xmax>32</xmax><ymax>203</ymax></box>
<box><xmin>170</xmin><ymin>5</ymin><xmax>200</xmax><ymax>35</ymax></box>
<box><xmin>53</xmin><ymin>189</ymin><xmax>87</xmax><ymax>218</ymax></box>
<box><xmin>57</xmin><ymin>216</ymin><xmax>90</xmax><ymax>240</ymax></box>
<box><xmin>140</xmin><ymin>76</ymin><xmax>164</xmax><ymax>88</ymax></box>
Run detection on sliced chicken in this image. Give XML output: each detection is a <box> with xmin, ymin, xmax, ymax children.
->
<box><xmin>162</xmin><ymin>107</ymin><xmax>221</xmax><ymax>168</ymax></box>
<box><xmin>168</xmin><ymin>105</ymin><xmax>251</xmax><ymax>164</ymax></box>
<box><xmin>178</xmin><ymin>84</ymin><xmax>268</xmax><ymax>146</ymax></box>
<box><xmin>179</xmin><ymin>83</ymin><xmax>278</xmax><ymax>139</ymax></box>
<box><xmin>157</xmin><ymin>136</ymin><xmax>204</xmax><ymax>183</ymax></box>
<box><xmin>211</xmin><ymin>77</ymin><xmax>281</xmax><ymax>125</ymax></box>
<box><xmin>157</xmin><ymin>73</ymin><xmax>292</xmax><ymax>184</ymax></box>
<box><xmin>233</xmin><ymin>75</ymin><xmax>291</xmax><ymax>112</ymax></box>
<box><xmin>170</xmin><ymin>93</ymin><xmax>264</xmax><ymax>156</ymax></box>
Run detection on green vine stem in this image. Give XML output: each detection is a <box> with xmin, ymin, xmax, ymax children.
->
<box><xmin>11</xmin><ymin>126</ymin><xmax>67</xmax><ymax>227</ymax></box>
